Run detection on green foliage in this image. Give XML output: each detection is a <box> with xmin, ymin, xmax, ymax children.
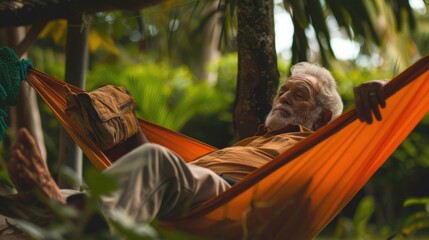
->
<box><xmin>333</xmin><ymin>196</ymin><xmax>379</xmax><ymax>238</ymax></box>
<box><xmin>404</xmin><ymin>198</ymin><xmax>429</xmax><ymax>209</ymax></box>
<box><xmin>28</xmin><ymin>47</ymin><xmax>65</xmax><ymax>79</ymax></box>
<box><xmin>400</xmin><ymin>197</ymin><xmax>429</xmax><ymax>236</ymax></box>
<box><xmin>353</xmin><ymin>196</ymin><xmax>376</xmax><ymax>235</ymax></box>
<box><xmin>285</xmin><ymin>0</ymin><xmax>419</xmax><ymax>66</ymax></box>
<box><xmin>181</xmin><ymin>53</ymin><xmax>237</xmax><ymax>146</ymax></box>
<box><xmin>86</xmin><ymin>62</ymin><xmax>224</xmax><ymax>131</ymax></box>
<box><xmin>85</xmin><ymin>168</ymin><xmax>118</xmax><ymax>197</ymax></box>
<box><xmin>0</xmin><ymin>166</ymin><xmax>161</xmax><ymax>240</ymax></box>
<box><xmin>12</xmin><ymin>219</ymin><xmax>75</xmax><ymax>240</ymax></box>
<box><xmin>0</xmin><ymin>164</ymin><xmax>14</xmax><ymax>195</ymax></box>
<box><xmin>207</xmin><ymin>53</ymin><xmax>237</xmax><ymax>111</ymax></box>
<box><xmin>108</xmin><ymin>210</ymin><xmax>159</xmax><ymax>240</ymax></box>
<box><xmin>391</xmin><ymin>120</ymin><xmax>429</xmax><ymax>169</ymax></box>
<box><xmin>154</xmin><ymin>225</ymin><xmax>202</xmax><ymax>240</ymax></box>
<box><xmin>331</xmin><ymin>64</ymin><xmax>394</xmax><ymax>109</ymax></box>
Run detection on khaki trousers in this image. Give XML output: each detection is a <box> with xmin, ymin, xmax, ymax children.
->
<box><xmin>95</xmin><ymin>143</ymin><xmax>231</xmax><ymax>222</ymax></box>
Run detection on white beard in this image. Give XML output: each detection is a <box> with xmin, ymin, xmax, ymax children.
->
<box><xmin>265</xmin><ymin>105</ymin><xmax>322</xmax><ymax>130</ymax></box>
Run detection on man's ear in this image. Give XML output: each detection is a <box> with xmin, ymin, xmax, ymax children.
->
<box><xmin>312</xmin><ymin>109</ymin><xmax>332</xmax><ymax>130</ymax></box>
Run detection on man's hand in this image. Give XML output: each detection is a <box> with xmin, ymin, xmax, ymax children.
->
<box><xmin>353</xmin><ymin>80</ymin><xmax>388</xmax><ymax>124</ymax></box>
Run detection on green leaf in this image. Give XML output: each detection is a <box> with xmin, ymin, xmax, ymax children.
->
<box><xmin>306</xmin><ymin>0</ymin><xmax>335</xmax><ymax>59</ymax></box>
<box><xmin>0</xmin><ymin>167</ymin><xmax>14</xmax><ymax>194</ymax></box>
<box><xmin>402</xmin><ymin>216</ymin><xmax>429</xmax><ymax>236</ymax></box>
<box><xmin>291</xmin><ymin>17</ymin><xmax>309</xmax><ymax>63</ymax></box>
<box><xmin>403</xmin><ymin>197</ymin><xmax>429</xmax><ymax>207</ymax></box>
<box><xmin>58</xmin><ymin>166</ymin><xmax>84</xmax><ymax>188</ymax></box>
<box><xmin>355</xmin><ymin>0</ymin><xmax>381</xmax><ymax>45</ymax></box>
<box><xmin>289</xmin><ymin>0</ymin><xmax>309</xmax><ymax>27</ymax></box>
<box><xmin>85</xmin><ymin>168</ymin><xmax>118</xmax><ymax>197</ymax></box>
<box><xmin>353</xmin><ymin>196</ymin><xmax>375</xmax><ymax>234</ymax></box>
<box><xmin>403</xmin><ymin>211</ymin><xmax>428</xmax><ymax>227</ymax></box>
<box><xmin>14</xmin><ymin>219</ymin><xmax>72</xmax><ymax>240</ymax></box>
<box><xmin>325</xmin><ymin>0</ymin><xmax>352</xmax><ymax>38</ymax></box>
<box><xmin>108</xmin><ymin>209</ymin><xmax>159</xmax><ymax>240</ymax></box>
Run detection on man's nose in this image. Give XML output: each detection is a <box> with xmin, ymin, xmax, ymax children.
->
<box><xmin>279</xmin><ymin>91</ymin><xmax>292</xmax><ymax>105</ymax></box>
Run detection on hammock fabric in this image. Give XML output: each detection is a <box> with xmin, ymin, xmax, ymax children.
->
<box><xmin>24</xmin><ymin>56</ymin><xmax>429</xmax><ymax>240</ymax></box>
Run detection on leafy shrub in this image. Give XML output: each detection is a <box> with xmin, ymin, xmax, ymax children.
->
<box><xmin>87</xmin><ymin>62</ymin><xmax>225</xmax><ymax>131</ymax></box>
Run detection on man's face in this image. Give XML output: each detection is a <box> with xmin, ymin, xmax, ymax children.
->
<box><xmin>265</xmin><ymin>74</ymin><xmax>322</xmax><ymax>130</ymax></box>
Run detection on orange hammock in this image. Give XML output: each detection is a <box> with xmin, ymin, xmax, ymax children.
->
<box><xmin>25</xmin><ymin>56</ymin><xmax>429</xmax><ymax>240</ymax></box>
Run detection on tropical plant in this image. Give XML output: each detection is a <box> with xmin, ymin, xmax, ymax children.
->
<box><xmin>330</xmin><ymin>196</ymin><xmax>378</xmax><ymax>238</ymax></box>
<box><xmin>399</xmin><ymin>197</ymin><xmax>429</xmax><ymax>237</ymax></box>
<box><xmin>86</xmin><ymin>62</ymin><xmax>226</xmax><ymax>131</ymax></box>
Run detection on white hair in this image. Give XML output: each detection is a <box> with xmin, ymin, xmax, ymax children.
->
<box><xmin>290</xmin><ymin>62</ymin><xmax>343</xmax><ymax>121</ymax></box>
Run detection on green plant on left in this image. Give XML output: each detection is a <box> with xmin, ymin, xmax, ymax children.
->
<box><xmin>0</xmin><ymin>165</ymin><xmax>163</xmax><ymax>239</ymax></box>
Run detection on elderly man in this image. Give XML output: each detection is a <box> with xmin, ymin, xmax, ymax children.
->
<box><xmin>5</xmin><ymin>62</ymin><xmax>386</xmax><ymax>225</ymax></box>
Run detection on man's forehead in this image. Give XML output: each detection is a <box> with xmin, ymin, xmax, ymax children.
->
<box><xmin>282</xmin><ymin>74</ymin><xmax>321</xmax><ymax>88</ymax></box>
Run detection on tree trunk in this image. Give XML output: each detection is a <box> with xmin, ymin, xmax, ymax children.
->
<box><xmin>190</xmin><ymin>0</ymin><xmax>222</xmax><ymax>83</ymax></box>
<box><xmin>234</xmin><ymin>0</ymin><xmax>279</xmax><ymax>140</ymax></box>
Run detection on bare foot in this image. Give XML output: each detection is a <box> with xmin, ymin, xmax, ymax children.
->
<box><xmin>7</xmin><ymin>128</ymin><xmax>65</xmax><ymax>204</ymax></box>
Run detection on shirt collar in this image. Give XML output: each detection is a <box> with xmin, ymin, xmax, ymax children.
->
<box><xmin>256</xmin><ymin>124</ymin><xmax>313</xmax><ymax>137</ymax></box>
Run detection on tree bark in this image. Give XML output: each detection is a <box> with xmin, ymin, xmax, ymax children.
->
<box><xmin>234</xmin><ymin>0</ymin><xmax>279</xmax><ymax>140</ymax></box>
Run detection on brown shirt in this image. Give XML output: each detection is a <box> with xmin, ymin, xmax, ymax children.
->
<box><xmin>191</xmin><ymin>124</ymin><xmax>313</xmax><ymax>180</ymax></box>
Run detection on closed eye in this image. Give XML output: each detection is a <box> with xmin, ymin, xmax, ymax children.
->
<box><xmin>294</xmin><ymin>92</ymin><xmax>308</xmax><ymax>100</ymax></box>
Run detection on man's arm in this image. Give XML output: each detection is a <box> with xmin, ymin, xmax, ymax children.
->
<box><xmin>353</xmin><ymin>80</ymin><xmax>388</xmax><ymax>124</ymax></box>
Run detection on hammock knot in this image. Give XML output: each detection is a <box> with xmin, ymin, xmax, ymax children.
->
<box><xmin>0</xmin><ymin>47</ymin><xmax>34</xmax><ymax>141</ymax></box>
<box><xmin>19</xmin><ymin>57</ymin><xmax>33</xmax><ymax>82</ymax></box>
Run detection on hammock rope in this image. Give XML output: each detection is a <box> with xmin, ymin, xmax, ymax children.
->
<box><xmin>0</xmin><ymin>47</ymin><xmax>33</xmax><ymax>140</ymax></box>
